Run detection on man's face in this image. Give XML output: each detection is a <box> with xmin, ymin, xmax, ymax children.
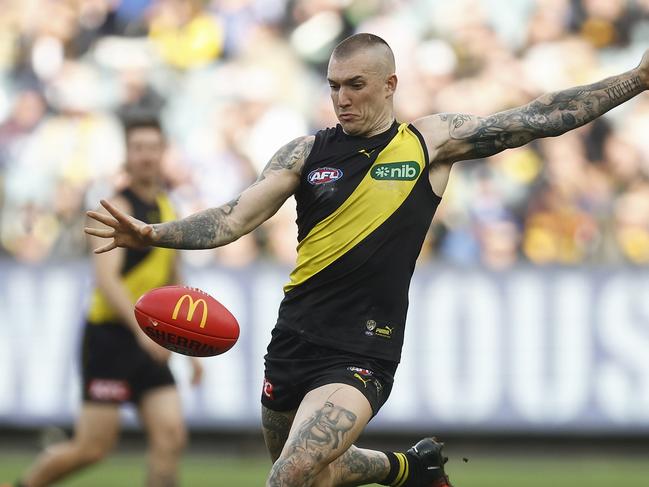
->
<box><xmin>125</xmin><ymin>127</ymin><xmax>164</xmax><ymax>184</ymax></box>
<box><xmin>327</xmin><ymin>50</ymin><xmax>395</xmax><ymax>136</ymax></box>
<box><xmin>304</xmin><ymin>401</ymin><xmax>356</xmax><ymax>450</ymax></box>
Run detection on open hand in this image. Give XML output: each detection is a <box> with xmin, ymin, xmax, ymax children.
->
<box><xmin>85</xmin><ymin>199</ymin><xmax>157</xmax><ymax>253</ymax></box>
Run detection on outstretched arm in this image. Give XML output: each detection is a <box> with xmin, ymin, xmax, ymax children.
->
<box><xmin>86</xmin><ymin>135</ymin><xmax>314</xmax><ymax>253</ymax></box>
<box><xmin>416</xmin><ymin>50</ymin><xmax>649</xmax><ymax>164</ymax></box>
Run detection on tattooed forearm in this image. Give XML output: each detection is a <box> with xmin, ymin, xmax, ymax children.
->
<box><xmin>152</xmin><ymin>197</ymin><xmax>240</xmax><ymax>249</ymax></box>
<box><xmin>443</xmin><ymin>70</ymin><xmax>646</xmax><ymax>160</ymax></box>
<box><xmin>605</xmin><ymin>76</ymin><xmax>643</xmax><ymax>101</ymax></box>
<box><xmin>254</xmin><ymin>135</ymin><xmax>314</xmax><ymax>186</ymax></box>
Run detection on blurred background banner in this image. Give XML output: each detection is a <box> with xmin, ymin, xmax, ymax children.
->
<box><xmin>0</xmin><ymin>0</ymin><xmax>649</xmax><ymax>436</ymax></box>
<box><xmin>1</xmin><ymin>260</ymin><xmax>647</xmax><ymax>433</ymax></box>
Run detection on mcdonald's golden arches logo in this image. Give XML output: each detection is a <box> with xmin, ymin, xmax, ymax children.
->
<box><xmin>172</xmin><ymin>294</ymin><xmax>208</xmax><ymax>328</ymax></box>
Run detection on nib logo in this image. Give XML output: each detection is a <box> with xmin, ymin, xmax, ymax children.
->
<box><xmin>371</xmin><ymin>161</ymin><xmax>420</xmax><ymax>180</ymax></box>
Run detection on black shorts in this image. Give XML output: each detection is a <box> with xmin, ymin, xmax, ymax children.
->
<box><xmin>81</xmin><ymin>322</ymin><xmax>175</xmax><ymax>405</ymax></box>
<box><xmin>262</xmin><ymin>327</ymin><xmax>398</xmax><ymax>417</ymax></box>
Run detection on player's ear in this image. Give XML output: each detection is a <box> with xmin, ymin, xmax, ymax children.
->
<box><xmin>385</xmin><ymin>73</ymin><xmax>397</xmax><ymax>98</ymax></box>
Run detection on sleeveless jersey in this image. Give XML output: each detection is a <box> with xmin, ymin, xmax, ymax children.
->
<box><xmin>275</xmin><ymin>121</ymin><xmax>442</xmax><ymax>362</ymax></box>
<box><xmin>87</xmin><ymin>188</ymin><xmax>177</xmax><ymax>324</ymax></box>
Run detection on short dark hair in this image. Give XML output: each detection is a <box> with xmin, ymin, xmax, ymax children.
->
<box><xmin>331</xmin><ymin>33</ymin><xmax>393</xmax><ymax>60</ymax></box>
<box><xmin>122</xmin><ymin>116</ymin><xmax>164</xmax><ymax>141</ymax></box>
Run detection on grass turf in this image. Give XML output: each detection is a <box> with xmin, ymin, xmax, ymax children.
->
<box><xmin>1</xmin><ymin>453</ymin><xmax>647</xmax><ymax>487</ymax></box>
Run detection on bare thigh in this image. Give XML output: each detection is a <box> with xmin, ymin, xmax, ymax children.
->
<box><xmin>138</xmin><ymin>385</ymin><xmax>186</xmax><ymax>448</ymax></box>
<box><xmin>73</xmin><ymin>402</ymin><xmax>121</xmax><ymax>456</ymax></box>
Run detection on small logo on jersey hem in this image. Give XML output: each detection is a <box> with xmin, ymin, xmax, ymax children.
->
<box><xmin>364</xmin><ymin>320</ymin><xmax>394</xmax><ymax>339</ymax></box>
<box><xmin>308</xmin><ymin>167</ymin><xmax>343</xmax><ymax>185</ymax></box>
<box><xmin>371</xmin><ymin>161</ymin><xmax>420</xmax><ymax>180</ymax></box>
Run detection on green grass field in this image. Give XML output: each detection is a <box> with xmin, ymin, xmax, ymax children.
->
<box><xmin>1</xmin><ymin>452</ymin><xmax>647</xmax><ymax>487</ymax></box>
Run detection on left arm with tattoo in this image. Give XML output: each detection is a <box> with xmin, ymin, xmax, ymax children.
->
<box><xmin>416</xmin><ymin>51</ymin><xmax>649</xmax><ymax>164</ymax></box>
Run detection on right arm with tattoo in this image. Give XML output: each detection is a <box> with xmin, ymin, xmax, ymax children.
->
<box><xmin>85</xmin><ymin>135</ymin><xmax>314</xmax><ymax>253</ymax></box>
<box><xmin>154</xmin><ymin>135</ymin><xmax>314</xmax><ymax>249</ymax></box>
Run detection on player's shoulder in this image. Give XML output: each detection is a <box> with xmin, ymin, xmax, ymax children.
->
<box><xmin>276</xmin><ymin>134</ymin><xmax>316</xmax><ymax>171</ymax></box>
<box><xmin>411</xmin><ymin>113</ymin><xmax>477</xmax><ymax>165</ymax></box>
<box><xmin>411</xmin><ymin>113</ymin><xmax>451</xmax><ymax>137</ymax></box>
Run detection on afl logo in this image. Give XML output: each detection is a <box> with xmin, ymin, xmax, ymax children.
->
<box><xmin>308</xmin><ymin>167</ymin><xmax>343</xmax><ymax>185</ymax></box>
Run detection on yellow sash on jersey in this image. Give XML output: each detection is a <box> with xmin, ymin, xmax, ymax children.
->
<box><xmin>285</xmin><ymin>123</ymin><xmax>426</xmax><ymax>292</ymax></box>
<box><xmin>87</xmin><ymin>194</ymin><xmax>177</xmax><ymax>324</ymax></box>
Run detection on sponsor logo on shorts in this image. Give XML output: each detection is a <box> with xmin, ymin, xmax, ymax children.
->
<box><xmin>262</xmin><ymin>377</ymin><xmax>275</xmax><ymax>400</ymax></box>
<box><xmin>307</xmin><ymin>167</ymin><xmax>343</xmax><ymax>185</ymax></box>
<box><xmin>371</xmin><ymin>161</ymin><xmax>420</xmax><ymax>181</ymax></box>
<box><xmin>347</xmin><ymin>366</ymin><xmax>373</xmax><ymax>376</ymax></box>
<box><xmin>88</xmin><ymin>379</ymin><xmax>131</xmax><ymax>402</ymax></box>
<box><xmin>347</xmin><ymin>367</ymin><xmax>374</xmax><ymax>388</ymax></box>
<box><xmin>354</xmin><ymin>373</ymin><xmax>372</xmax><ymax>387</ymax></box>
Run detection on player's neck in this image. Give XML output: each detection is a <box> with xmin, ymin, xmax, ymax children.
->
<box><xmin>364</xmin><ymin>116</ymin><xmax>395</xmax><ymax>138</ymax></box>
<box><xmin>129</xmin><ymin>180</ymin><xmax>162</xmax><ymax>204</ymax></box>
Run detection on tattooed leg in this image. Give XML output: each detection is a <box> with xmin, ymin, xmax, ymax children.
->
<box><xmin>323</xmin><ymin>445</ymin><xmax>390</xmax><ymax>487</ymax></box>
<box><xmin>262</xmin><ymin>406</ymin><xmax>296</xmax><ymax>462</ymax></box>
<box><xmin>266</xmin><ymin>384</ymin><xmax>374</xmax><ymax>487</ymax></box>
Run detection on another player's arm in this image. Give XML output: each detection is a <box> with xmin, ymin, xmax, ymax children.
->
<box><xmin>417</xmin><ymin>51</ymin><xmax>649</xmax><ymax>165</ymax></box>
<box><xmin>86</xmin><ymin>197</ymin><xmax>169</xmax><ymax>361</ymax></box>
<box><xmin>86</xmin><ymin>136</ymin><xmax>314</xmax><ymax>252</ymax></box>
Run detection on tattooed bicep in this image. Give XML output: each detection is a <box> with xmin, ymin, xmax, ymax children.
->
<box><xmin>437</xmin><ymin>110</ymin><xmax>537</xmax><ymax>161</ymax></box>
<box><xmin>258</xmin><ymin>135</ymin><xmax>315</xmax><ymax>179</ymax></box>
<box><xmin>439</xmin><ymin>113</ymin><xmax>482</xmax><ymax>138</ymax></box>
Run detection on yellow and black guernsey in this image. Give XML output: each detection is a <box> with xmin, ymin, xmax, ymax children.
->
<box><xmin>87</xmin><ymin>188</ymin><xmax>176</xmax><ymax>325</ymax></box>
<box><xmin>276</xmin><ymin>121</ymin><xmax>442</xmax><ymax>362</ymax></box>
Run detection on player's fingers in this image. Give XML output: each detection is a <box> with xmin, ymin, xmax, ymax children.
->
<box><xmin>86</xmin><ymin>210</ymin><xmax>118</xmax><ymax>227</ymax></box>
<box><xmin>100</xmin><ymin>199</ymin><xmax>130</xmax><ymax>223</ymax></box>
<box><xmin>93</xmin><ymin>241</ymin><xmax>117</xmax><ymax>254</ymax></box>
<box><xmin>84</xmin><ymin>226</ymin><xmax>114</xmax><ymax>238</ymax></box>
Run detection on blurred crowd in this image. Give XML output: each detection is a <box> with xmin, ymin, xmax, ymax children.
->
<box><xmin>0</xmin><ymin>0</ymin><xmax>648</xmax><ymax>269</ymax></box>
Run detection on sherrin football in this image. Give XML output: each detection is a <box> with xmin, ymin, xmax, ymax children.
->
<box><xmin>134</xmin><ymin>286</ymin><xmax>239</xmax><ymax>357</ymax></box>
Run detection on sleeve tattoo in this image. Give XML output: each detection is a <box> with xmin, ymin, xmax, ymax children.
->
<box><xmin>443</xmin><ymin>72</ymin><xmax>645</xmax><ymax>160</ymax></box>
<box><xmin>152</xmin><ymin>136</ymin><xmax>314</xmax><ymax>249</ymax></box>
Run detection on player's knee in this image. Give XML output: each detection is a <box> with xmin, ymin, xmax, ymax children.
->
<box><xmin>150</xmin><ymin>421</ymin><xmax>187</xmax><ymax>456</ymax></box>
<box><xmin>267</xmin><ymin>452</ymin><xmax>328</xmax><ymax>487</ymax></box>
<box><xmin>75</xmin><ymin>442</ymin><xmax>112</xmax><ymax>466</ymax></box>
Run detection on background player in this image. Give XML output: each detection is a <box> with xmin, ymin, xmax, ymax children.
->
<box><xmin>12</xmin><ymin>117</ymin><xmax>203</xmax><ymax>487</ymax></box>
<box><xmin>84</xmin><ymin>34</ymin><xmax>649</xmax><ymax>487</ymax></box>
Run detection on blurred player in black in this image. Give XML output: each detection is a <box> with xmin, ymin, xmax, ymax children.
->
<box><xmin>85</xmin><ymin>34</ymin><xmax>649</xmax><ymax>487</ymax></box>
<box><xmin>11</xmin><ymin>118</ymin><xmax>202</xmax><ymax>487</ymax></box>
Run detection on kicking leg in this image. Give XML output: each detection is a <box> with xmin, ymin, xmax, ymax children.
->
<box><xmin>266</xmin><ymin>383</ymin><xmax>374</xmax><ymax>487</ymax></box>
<box><xmin>261</xmin><ymin>387</ymin><xmax>452</xmax><ymax>487</ymax></box>
<box><xmin>20</xmin><ymin>402</ymin><xmax>120</xmax><ymax>487</ymax></box>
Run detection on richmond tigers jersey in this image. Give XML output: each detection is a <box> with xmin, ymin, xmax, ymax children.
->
<box><xmin>87</xmin><ymin>188</ymin><xmax>177</xmax><ymax>325</ymax></box>
<box><xmin>275</xmin><ymin>121</ymin><xmax>441</xmax><ymax>362</ymax></box>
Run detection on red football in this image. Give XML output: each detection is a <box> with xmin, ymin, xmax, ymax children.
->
<box><xmin>134</xmin><ymin>286</ymin><xmax>239</xmax><ymax>357</ymax></box>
